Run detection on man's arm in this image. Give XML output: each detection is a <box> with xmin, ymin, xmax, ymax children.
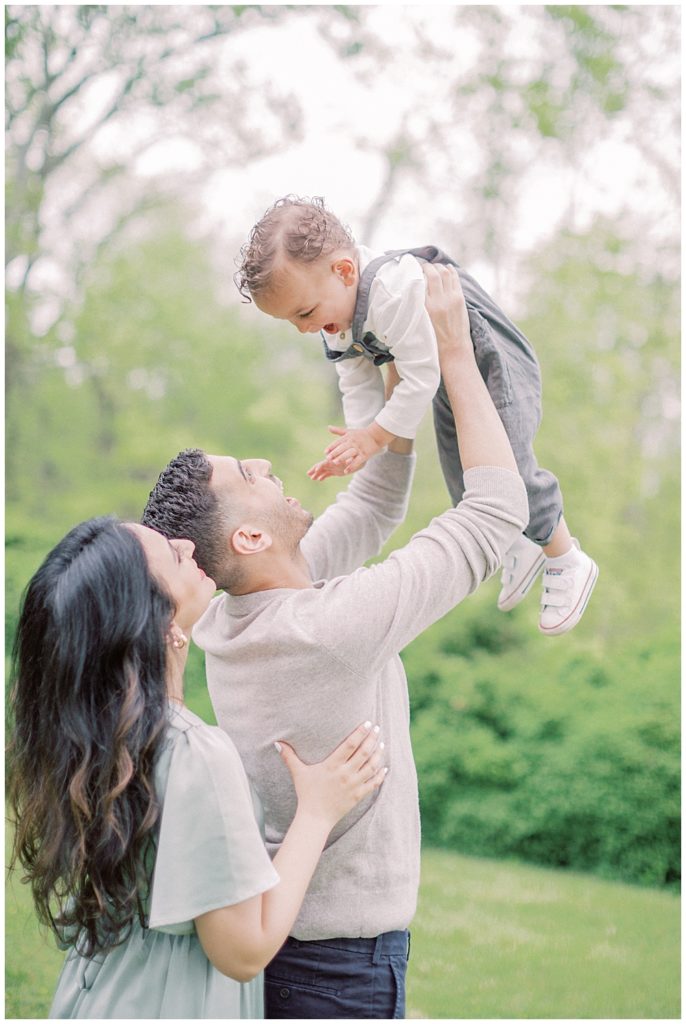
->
<box><xmin>427</xmin><ymin>264</ymin><xmax>518</xmax><ymax>473</ymax></box>
<box><xmin>301</xmin><ymin>366</ymin><xmax>415</xmax><ymax>581</ymax></box>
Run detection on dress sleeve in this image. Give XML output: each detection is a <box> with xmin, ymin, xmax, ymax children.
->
<box><xmin>148</xmin><ymin>723</ymin><xmax>279</xmax><ymax>933</ymax></box>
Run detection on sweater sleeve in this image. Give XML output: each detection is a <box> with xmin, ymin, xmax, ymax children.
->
<box><xmin>301</xmin><ymin>448</ymin><xmax>416</xmax><ymax>581</ymax></box>
<box><xmin>303</xmin><ymin>467</ymin><xmax>528</xmax><ymax>672</ymax></box>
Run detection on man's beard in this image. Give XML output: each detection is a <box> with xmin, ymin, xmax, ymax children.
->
<box><xmin>264</xmin><ymin>502</ymin><xmax>313</xmax><ymax>555</ymax></box>
<box><xmin>288</xmin><ymin>506</ymin><xmax>314</xmax><ymax>554</ymax></box>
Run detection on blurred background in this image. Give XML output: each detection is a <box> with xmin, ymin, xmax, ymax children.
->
<box><xmin>5</xmin><ymin>5</ymin><xmax>680</xmax><ymax>1019</ymax></box>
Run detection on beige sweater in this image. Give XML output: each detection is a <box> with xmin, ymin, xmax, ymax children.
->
<box><xmin>193</xmin><ymin>450</ymin><xmax>528</xmax><ymax>940</ymax></box>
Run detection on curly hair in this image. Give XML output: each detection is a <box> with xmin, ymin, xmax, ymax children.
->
<box><xmin>142</xmin><ymin>448</ymin><xmax>241</xmax><ymax>592</ymax></box>
<box><xmin>7</xmin><ymin>516</ymin><xmax>173</xmax><ymax>957</ymax></box>
<box><xmin>234</xmin><ymin>194</ymin><xmax>355</xmax><ymax>301</ymax></box>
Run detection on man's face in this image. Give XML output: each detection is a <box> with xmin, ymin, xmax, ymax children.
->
<box><xmin>207</xmin><ymin>455</ymin><xmax>314</xmax><ymax>552</ymax></box>
<box><xmin>253</xmin><ymin>254</ymin><xmax>358</xmax><ymax>337</ymax></box>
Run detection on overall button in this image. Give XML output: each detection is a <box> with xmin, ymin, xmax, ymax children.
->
<box><xmin>279</xmin><ymin>988</ymin><xmax>290</xmax><ymax>999</ymax></box>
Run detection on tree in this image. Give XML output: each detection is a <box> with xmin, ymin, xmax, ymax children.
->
<box><xmin>5</xmin><ymin>5</ymin><xmax>305</xmax><ymax>289</ymax></box>
<box><xmin>4</xmin><ymin>3</ymin><xmax>351</xmax><ymax>494</ymax></box>
<box><xmin>326</xmin><ymin>5</ymin><xmax>679</xmax><ymax>291</ymax></box>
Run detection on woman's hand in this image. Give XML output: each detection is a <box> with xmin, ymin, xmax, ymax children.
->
<box><xmin>423</xmin><ymin>263</ymin><xmax>473</xmax><ymax>364</ymax></box>
<box><xmin>277</xmin><ymin>721</ymin><xmax>386</xmax><ymax>831</ymax></box>
<box><xmin>196</xmin><ymin>722</ymin><xmax>387</xmax><ymax>982</ymax></box>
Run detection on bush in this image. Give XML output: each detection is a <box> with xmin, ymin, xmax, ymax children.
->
<box><xmin>405</xmin><ymin>602</ymin><xmax>680</xmax><ymax>889</ymax></box>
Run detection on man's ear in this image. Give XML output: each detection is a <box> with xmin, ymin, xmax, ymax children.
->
<box><xmin>230</xmin><ymin>524</ymin><xmax>273</xmax><ymax>556</ymax></box>
<box><xmin>332</xmin><ymin>256</ymin><xmax>357</xmax><ymax>288</ymax></box>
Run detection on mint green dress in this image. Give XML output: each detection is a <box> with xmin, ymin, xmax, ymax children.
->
<box><xmin>50</xmin><ymin>704</ymin><xmax>280</xmax><ymax>1019</ymax></box>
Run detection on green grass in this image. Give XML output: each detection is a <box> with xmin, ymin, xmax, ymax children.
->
<box><xmin>6</xmin><ymin>858</ymin><xmax>65</xmax><ymax>1019</ymax></box>
<box><xmin>6</xmin><ymin>841</ymin><xmax>679</xmax><ymax>1019</ymax></box>
<box><xmin>408</xmin><ymin>849</ymin><xmax>680</xmax><ymax>1019</ymax></box>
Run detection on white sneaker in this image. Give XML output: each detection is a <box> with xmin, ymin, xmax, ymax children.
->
<box><xmin>539</xmin><ymin>541</ymin><xmax>599</xmax><ymax>636</ymax></box>
<box><xmin>497</xmin><ymin>534</ymin><xmax>546</xmax><ymax>612</ymax></box>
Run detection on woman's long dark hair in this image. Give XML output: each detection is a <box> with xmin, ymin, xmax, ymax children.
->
<box><xmin>8</xmin><ymin>516</ymin><xmax>174</xmax><ymax>956</ymax></box>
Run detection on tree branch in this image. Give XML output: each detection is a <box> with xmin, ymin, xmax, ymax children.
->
<box><xmin>42</xmin><ymin>63</ymin><xmax>145</xmax><ymax>176</ymax></box>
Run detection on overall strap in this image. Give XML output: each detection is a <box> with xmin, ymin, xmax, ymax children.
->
<box><xmin>384</xmin><ymin>245</ymin><xmax>460</xmax><ymax>270</ymax></box>
<box><xmin>321</xmin><ymin>246</ymin><xmax>463</xmax><ymax>365</ymax></box>
<box><xmin>321</xmin><ymin>248</ymin><xmax>400</xmax><ymax>366</ymax></box>
<box><xmin>320</xmin><ymin>331</ymin><xmax>395</xmax><ymax>365</ymax></box>
<box><xmin>351</xmin><ymin>252</ymin><xmax>409</xmax><ymax>344</ymax></box>
<box><xmin>352</xmin><ymin>246</ymin><xmax>461</xmax><ymax>342</ymax></box>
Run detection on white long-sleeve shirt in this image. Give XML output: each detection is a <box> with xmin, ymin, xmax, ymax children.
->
<box><xmin>323</xmin><ymin>244</ymin><xmax>441</xmax><ymax>439</ymax></box>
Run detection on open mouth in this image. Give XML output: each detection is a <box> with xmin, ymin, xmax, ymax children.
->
<box><xmin>323</xmin><ymin>323</ymin><xmax>338</xmax><ymax>335</ymax></box>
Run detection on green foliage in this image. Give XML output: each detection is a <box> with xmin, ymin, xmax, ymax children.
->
<box><xmin>405</xmin><ymin>600</ymin><xmax>679</xmax><ymax>888</ymax></box>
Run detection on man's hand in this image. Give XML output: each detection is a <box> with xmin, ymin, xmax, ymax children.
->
<box><xmin>423</xmin><ymin>263</ymin><xmax>473</xmax><ymax>367</ymax></box>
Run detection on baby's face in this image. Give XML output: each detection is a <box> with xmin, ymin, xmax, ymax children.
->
<box><xmin>254</xmin><ymin>255</ymin><xmax>358</xmax><ymax>338</ymax></box>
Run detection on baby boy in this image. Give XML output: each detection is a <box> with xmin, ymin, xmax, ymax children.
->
<box><xmin>234</xmin><ymin>195</ymin><xmax>598</xmax><ymax>636</ymax></box>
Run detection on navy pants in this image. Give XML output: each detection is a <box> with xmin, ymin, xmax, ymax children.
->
<box><xmin>265</xmin><ymin>929</ymin><xmax>410</xmax><ymax>1019</ymax></box>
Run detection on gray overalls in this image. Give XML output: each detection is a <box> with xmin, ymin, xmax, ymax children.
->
<box><xmin>321</xmin><ymin>245</ymin><xmax>563</xmax><ymax>546</ymax></box>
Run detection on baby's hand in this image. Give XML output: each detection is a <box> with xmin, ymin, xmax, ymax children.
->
<box><xmin>307</xmin><ymin>458</ymin><xmax>354</xmax><ymax>482</ymax></box>
<box><xmin>325</xmin><ymin>426</ymin><xmax>384</xmax><ymax>471</ymax></box>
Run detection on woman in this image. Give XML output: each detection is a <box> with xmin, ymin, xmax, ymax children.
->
<box><xmin>8</xmin><ymin>516</ymin><xmax>385</xmax><ymax>1018</ymax></box>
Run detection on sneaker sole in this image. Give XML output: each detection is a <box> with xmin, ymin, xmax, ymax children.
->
<box><xmin>538</xmin><ymin>560</ymin><xmax>599</xmax><ymax>636</ymax></box>
<box><xmin>497</xmin><ymin>550</ymin><xmax>547</xmax><ymax>612</ymax></box>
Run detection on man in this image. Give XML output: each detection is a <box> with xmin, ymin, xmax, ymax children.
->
<box><xmin>142</xmin><ymin>265</ymin><xmax>528</xmax><ymax>1019</ymax></box>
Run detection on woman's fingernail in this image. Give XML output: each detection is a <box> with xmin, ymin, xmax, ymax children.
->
<box><xmin>274</xmin><ymin>741</ymin><xmax>282</xmax><ymax>753</ymax></box>
<box><xmin>373</xmin><ymin>725</ymin><xmax>381</xmax><ymax>734</ymax></box>
<box><xmin>363</xmin><ymin>721</ymin><xmax>372</xmax><ymax>730</ymax></box>
<box><xmin>380</xmin><ymin>741</ymin><xmax>385</xmax><ymax>749</ymax></box>
<box><xmin>383</xmin><ymin>767</ymin><xmax>389</xmax><ymax>774</ymax></box>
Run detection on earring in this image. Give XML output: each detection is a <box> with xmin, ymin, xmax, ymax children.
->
<box><xmin>169</xmin><ymin>629</ymin><xmax>188</xmax><ymax>650</ymax></box>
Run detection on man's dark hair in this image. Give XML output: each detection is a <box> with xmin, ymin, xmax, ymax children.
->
<box><xmin>142</xmin><ymin>448</ymin><xmax>228</xmax><ymax>584</ymax></box>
